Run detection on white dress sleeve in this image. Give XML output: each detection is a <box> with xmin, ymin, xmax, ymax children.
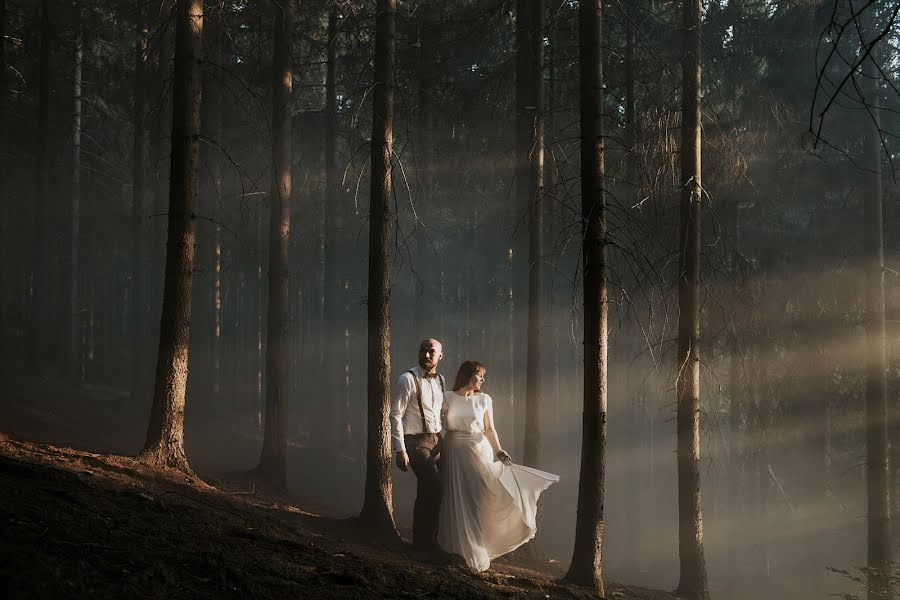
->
<box><xmin>481</xmin><ymin>394</ymin><xmax>494</xmax><ymax>433</ymax></box>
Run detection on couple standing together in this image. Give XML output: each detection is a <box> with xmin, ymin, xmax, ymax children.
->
<box><xmin>390</xmin><ymin>338</ymin><xmax>559</xmax><ymax>573</ymax></box>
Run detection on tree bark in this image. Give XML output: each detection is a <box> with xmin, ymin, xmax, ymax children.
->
<box><xmin>563</xmin><ymin>0</ymin><xmax>606</xmax><ymax>594</ymax></box>
<box><xmin>506</xmin><ymin>262</ymin><xmax>516</xmax><ymax>451</ymax></box>
<box><xmin>27</xmin><ymin>0</ymin><xmax>51</xmax><ymax>374</ymax></box>
<box><xmin>523</xmin><ymin>0</ymin><xmax>544</xmax><ymax>470</ymax></box>
<box><xmin>0</xmin><ymin>0</ymin><xmax>7</xmax><ymax>358</ymax></box>
<box><xmin>255</xmin><ymin>173</ymin><xmax>265</xmax><ymax>428</ymax></box>
<box><xmin>152</xmin><ymin>1</ymin><xmax>173</xmax><ymax>316</ymax></box>
<box><xmin>752</xmin><ymin>279</ymin><xmax>770</xmax><ymax>579</ymax></box>
<box><xmin>359</xmin><ymin>0</ymin><xmax>399</xmax><ymax>539</ymax></box>
<box><xmin>412</xmin><ymin>8</ymin><xmax>435</xmax><ymax>334</ymax></box>
<box><xmin>623</xmin><ymin>9</ymin><xmax>638</xmax><ymax>570</ymax></box>
<box><xmin>862</xmin><ymin>7</ymin><xmax>891</xmax><ymax>598</ymax></box>
<box><xmin>256</xmin><ymin>0</ymin><xmax>293</xmax><ymax>489</ymax></box>
<box><xmin>726</xmin><ymin>225</ymin><xmax>743</xmax><ymax>596</ymax></box>
<box><xmin>674</xmin><ymin>0</ymin><xmax>710</xmax><ymax>596</ymax></box>
<box><xmin>322</xmin><ymin>5</ymin><xmax>340</xmax><ymax>454</ymax></box>
<box><xmin>139</xmin><ymin>0</ymin><xmax>203</xmax><ymax>472</ymax></box>
<box><xmin>132</xmin><ymin>4</ymin><xmax>149</xmax><ymax>401</ymax></box>
<box><xmin>509</xmin><ymin>0</ymin><xmax>536</xmax><ymax>448</ymax></box>
<box><xmin>0</xmin><ymin>0</ymin><xmax>6</xmax><ymax>88</ymax></box>
<box><xmin>200</xmin><ymin>0</ymin><xmax>225</xmax><ymax>404</ymax></box>
<box><xmin>797</xmin><ymin>282</ymin><xmax>827</xmax><ymax>598</ymax></box>
<box><xmin>624</xmin><ymin>0</ymin><xmax>636</xmax><ymax>200</ymax></box>
<box><xmin>69</xmin><ymin>14</ymin><xmax>83</xmax><ymax>381</ymax></box>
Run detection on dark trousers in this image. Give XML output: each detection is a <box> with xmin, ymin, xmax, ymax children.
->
<box><xmin>405</xmin><ymin>433</ymin><xmax>442</xmax><ymax>548</ymax></box>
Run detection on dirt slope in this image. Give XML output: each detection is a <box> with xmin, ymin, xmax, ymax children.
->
<box><xmin>0</xmin><ymin>433</ymin><xmax>677</xmax><ymax>599</ymax></box>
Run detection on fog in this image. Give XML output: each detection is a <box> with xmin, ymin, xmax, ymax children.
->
<box><xmin>2</xmin><ymin>0</ymin><xmax>900</xmax><ymax>598</ymax></box>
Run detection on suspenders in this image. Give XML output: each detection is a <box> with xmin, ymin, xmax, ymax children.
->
<box><xmin>407</xmin><ymin>369</ymin><xmax>445</xmax><ymax>433</ymax></box>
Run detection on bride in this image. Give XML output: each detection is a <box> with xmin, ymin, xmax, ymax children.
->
<box><xmin>437</xmin><ymin>360</ymin><xmax>559</xmax><ymax>572</ymax></box>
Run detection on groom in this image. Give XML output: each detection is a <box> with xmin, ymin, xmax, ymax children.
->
<box><xmin>390</xmin><ymin>338</ymin><xmax>445</xmax><ymax>551</ymax></box>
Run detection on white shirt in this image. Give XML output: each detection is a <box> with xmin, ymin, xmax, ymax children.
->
<box><xmin>390</xmin><ymin>366</ymin><xmax>445</xmax><ymax>453</ymax></box>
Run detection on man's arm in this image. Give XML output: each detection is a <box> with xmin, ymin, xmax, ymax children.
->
<box><xmin>435</xmin><ymin>376</ymin><xmax>446</xmax><ymax>431</ymax></box>
<box><xmin>390</xmin><ymin>372</ymin><xmax>414</xmax><ymax>471</ymax></box>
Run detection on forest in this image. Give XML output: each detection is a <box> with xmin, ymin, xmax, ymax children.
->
<box><xmin>1</xmin><ymin>0</ymin><xmax>900</xmax><ymax>598</ymax></box>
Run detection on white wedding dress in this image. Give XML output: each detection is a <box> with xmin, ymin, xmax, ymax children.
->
<box><xmin>437</xmin><ymin>391</ymin><xmax>559</xmax><ymax>572</ymax></box>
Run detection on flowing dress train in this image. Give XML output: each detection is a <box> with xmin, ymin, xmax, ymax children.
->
<box><xmin>437</xmin><ymin>391</ymin><xmax>559</xmax><ymax>572</ymax></box>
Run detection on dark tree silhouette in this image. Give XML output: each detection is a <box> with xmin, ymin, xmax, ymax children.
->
<box><xmin>69</xmin><ymin>9</ymin><xmax>83</xmax><ymax>380</ymax></box>
<box><xmin>0</xmin><ymin>0</ymin><xmax>5</xmax><ymax>89</ymax></box>
<box><xmin>140</xmin><ymin>0</ymin><xmax>204</xmax><ymax>472</ymax></box>
<box><xmin>152</xmin><ymin>1</ymin><xmax>173</xmax><ymax>262</ymax></box>
<box><xmin>861</xmin><ymin>7</ymin><xmax>891</xmax><ymax>599</ymax></box>
<box><xmin>131</xmin><ymin>2</ymin><xmax>149</xmax><ymax>401</ymax></box>
<box><xmin>27</xmin><ymin>0</ymin><xmax>51</xmax><ymax>374</ymax></box>
<box><xmin>256</xmin><ymin>0</ymin><xmax>294</xmax><ymax>490</ymax></box>
<box><xmin>520</xmin><ymin>0</ymin><xmax>544</xmax><ymax>470</ymax></box>
<box><xmin>674</xmin><ymin>0</ymin><xmax>710</xmax><ymax>596</ymax></box>
<box><xmin>564</xmin><ymin>0</ymin><xmax>606</xmax><ymax>594</ymax></box>
<box><xmin>359</xmin><ymin>0</ymin><xmax>400</xmax><ymax>539</ymax></box>
<box><xmin>320</xmin><ymin>4</ymin><xmax>340</xmax><ymax>455</ymax></box>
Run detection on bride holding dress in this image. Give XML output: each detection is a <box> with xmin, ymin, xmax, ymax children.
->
<box><xmin>437</xmin><ymin>360</ymin><xmax>559</xmax><ymax>572</ymax></box>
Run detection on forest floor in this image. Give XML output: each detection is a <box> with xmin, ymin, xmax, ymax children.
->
<box><xmin>0</xmin><ymin>372</ymin><xmax>680</xmax><ymax>600</ymax></box>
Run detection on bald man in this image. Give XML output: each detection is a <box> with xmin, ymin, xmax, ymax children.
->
<box><xmin>390</xmin><ymin>338</ymin><xmax>445</xmax><ymax>551</ymax></box>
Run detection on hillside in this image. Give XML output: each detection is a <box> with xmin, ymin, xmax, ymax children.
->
<box><xmin>0</xmin><ymin>374</ymin><xmax>676</xmax><ymax>599</ymax></box>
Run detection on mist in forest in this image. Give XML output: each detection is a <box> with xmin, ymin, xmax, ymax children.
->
<box><xmin>175</xmin><ymin>304</ymin><xmax>879</xmax><ymax>600</ymax></box>
<box><xmin>2</xmin><ymin>0</ymin><xmax>899</xmax><ymax>599</ymax></box>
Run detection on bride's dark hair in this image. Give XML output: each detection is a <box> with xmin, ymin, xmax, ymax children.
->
<box><xmin>453</xmin><ymin>360</ymin><xmax>486</xmax><ymax>392</ymax></box>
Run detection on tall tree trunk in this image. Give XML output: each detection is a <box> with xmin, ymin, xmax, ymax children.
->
<box><xmin>415</xmin><ymin>10</ymin><xmax>434</xmax><ymax>200</ymax></box>
<box><xmin>0</xmin><ymin>0</ymin><xmax>5</xmax><ymax>88</ymax></box>
<box><xmin>412</xmin><ymin>8</ymin><xmax>435</xmax><ymax>333</ymax></box>
<box><xmin>27</xmin><ymin>0</ymin><xmax>51</xmax><ymax>373</ymax></box>
<box><xmin>544</xmin><ymin>3</ymin><xmax>557</xmax><ymax>202</ymax></box>
<box><xmin>798</xmin><ymin>286</ymin><xmax>827</xmax><ymax>598</ymax></box>
<box><xmin>256</xmin><ymin>195</ymin><xmax>265</xmax><ymax>429</ymax></box>
<box><xmin>890</xmin><ymin>299</ymin><xmax>900</xmax><ymax>550</ymax></box>
<box><xmin>132</xmin><ymin>4</ymin><xmax>149</xmax><ymax>401</ymax></box>
<box><xmin>622</xmin><ymin>8</ymin><xmax>638</xmax><ymax>570</ymax></box>
<box><xmin>726</xmin><ymin>317</ymin><xmax>741</xmax><ymax>594</ymax></box>
<box><xmin>0</xmin><ymin>0</ymin><xmax>6</xmax><ymax>359</ymax></box>
<box><xmin>152</xmin><ymin>1</ymin><xmax>173</xmax><ymax>317</ymax></box>
<box><xmin>516</xmin><ymin>0</ymin><xmax>535</xmax><ymax>464</ymax></box>
<box><xmin>200</xmin><ymin>0</ymin><xmax>224</xmax><ymax>405</ymax></box>
<box><xmin>752</xmin><ymin>280</ymin><xmax>770</xmax><ymax>579</ymax></box>
<box><xmin>256</xmin><ymin>0</ymin><xmax>293</xmax><ymax>489</ymax></box>
<box><xmin>211</xmin><ymin>178</ymin><xmax>222</xmax><ymax>402</ymax></box>
<box><xmin>564</xmin><ymin>0</ymin><xmax>606</xmax><ymax>594</ymax></box>
<box><xmin>675</xmin><ymin>0</ymin><xmax>710</xmax><ymax>596</ymax></box>
<box><xmin>322</xmin><ymin>5</ymin><xmax>340</xmax><ymax>453</ymax></box>
<box><xmin>359</xmin><ymin>0</ymin><xmax>399</xmax><ymax>539</ymax></box>
<box><xmin>624</xmin><ymin>0</ymin><xmax>636</xmax><ymax>203</ymax></box>
<box><xmin>506</xmin><ymin>260</ymin><xmax>516</xmax><ymax>450</ymax></box>
<box><xmin>69</xmin><ymin>14</ymin><xmax>83</xmax><ymax>381</ymax></box>
<box><xmin>862</xmin><ymin>7</ymin><xmax>890</xmax><ymax>598</ymax></box>
<box><xmin>139</xmin><ymin>0</ymin><xmax>203</xmax><ymax>472</ymax></box>
<box><xmin>523</xmin><ymin>0</ymin><xmax>544</xmax><ymax>469</ymax></box>
<box><xmin>726</xmin><ymin>206</ymin><xmax>743</xmax><ymax>595</ymax></box>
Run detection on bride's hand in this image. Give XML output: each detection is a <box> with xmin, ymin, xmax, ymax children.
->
<box><xmin>496</xmin><ymin>449</ymin><xmax>511</xmax><ymax>466</ymax></box>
